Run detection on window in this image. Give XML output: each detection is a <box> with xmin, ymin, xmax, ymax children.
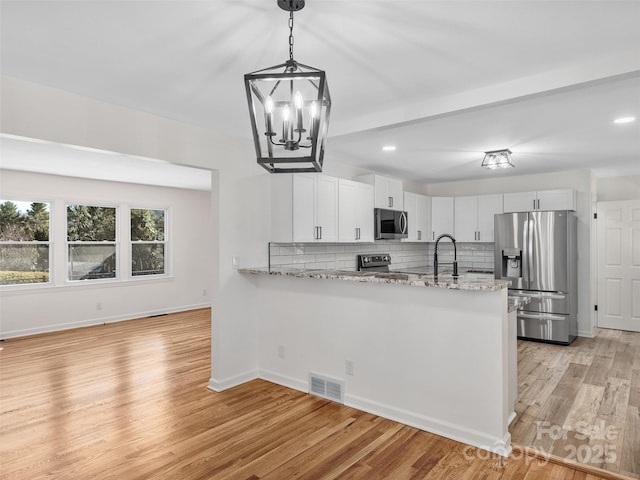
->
<box><xmin>131</xmin><ymin>208</ymin><xmax>166</xmax><ymax>276</ymax></box>
<box><xmin>0</xmin><ymin>200</ymin><xmax>51</xmax><ymax>285</ymax></box>
<box><xmin>67</xmin><ymin>204</ymin><xmax>117</xmax><ymax>281</ymax></box>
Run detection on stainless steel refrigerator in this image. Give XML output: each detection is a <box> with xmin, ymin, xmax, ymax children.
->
<box><xmin>494</xmin><ymin>211</ymin><xmax>577</xmax><ymax>345</ymax></box>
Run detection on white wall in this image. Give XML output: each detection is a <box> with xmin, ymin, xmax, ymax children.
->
<box><xmin>0</xmin><ymin>170</ymin><xmax>213</xmax><ymax>337</ymax></box>
<box><xmin>0</xmin><ymin>76</ymin><xmax>270</xmax><ymax>388</ymax></box>
<box><xmin>596</xmin><ymin>175</ymin><xmax>640</xmax><ymax>201</ymax></box>
<box><xmin>426</xmin><ymin>170</ymin><xmax>595</xmax><ymax>337</ymax></box>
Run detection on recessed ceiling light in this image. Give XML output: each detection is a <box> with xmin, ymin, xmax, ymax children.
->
<box><xmin>613</xmin><ymin>116</ymin><xmax>636</xmax><ymax>124</ymax></box>
<box><xmin>382</xmin><ymin>145</ymin><xmax>397</xmax><ymax>151</ymax></box>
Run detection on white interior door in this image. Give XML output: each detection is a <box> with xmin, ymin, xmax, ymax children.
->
<box><xmin>597</xmin><ymin>200</ymin><xmax>640</xmax><ymax>332</ymax></box>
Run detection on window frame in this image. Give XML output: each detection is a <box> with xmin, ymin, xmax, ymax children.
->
<box><xmin>65</xmin><ymin>203</ymin><xmax>119</xmax><ymax>283</ymax></box>
<box><xmin>129</xmin><ymin>207</ymin><xmax>168</xmax><ymax>278</ymax></box>
<box><xmin>0</xmin><ymin>199</ymin><xmax>53</xmax><ymax>287</ymax></box>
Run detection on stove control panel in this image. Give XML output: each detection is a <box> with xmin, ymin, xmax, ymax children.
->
<box><xmin>357</xmin><ymin>254</ymin><xmax>391</xmax><ymax>271</ymax></box>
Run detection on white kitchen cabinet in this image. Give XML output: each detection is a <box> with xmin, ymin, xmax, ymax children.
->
<box><xmin>503</xmin><ymin>189</ymin><xmax>575</xmax><ymax>213</ymax></box>
<box><xmin>404</xmin><ymin>192</ymin><xmax>431</xmax><ymax>242</ymax></box>
<box><xmin>271</xmin><ymin>173</ymin><xmax>339</xmax><ymax>243</ymax></box>
<box><xmin>338</xmin><ymin>179</ymin><xmax>374</xmax><ymax>242</ymax></box>
<box><xmin>430</xmin><ymin>196</ymin><xmax>454</xmax><ymax>241</ymax></box>
<box><xmin>477</xmin><ymin>194</ymin><xmax>503</xmax><ymax>242</ymax></box>
<box><xmin>355</xmin><ymin>174</ymin><xmax>404</xmax><ymax>210</ymax></box>
<box><xmin>454</xmin><ymin>194</ymin><xmax>503</xmax><ymax>242</ymax></box>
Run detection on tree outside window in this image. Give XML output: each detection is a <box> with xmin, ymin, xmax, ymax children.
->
<box><xmin>67</xmin><ymin>204</ymin><xmax>117</xmax><ymax>281</ymax></box>
<box><xmin>0</xmin><ymin>200</ymin><xmax>50</xmax><ymax>285</ymax></box>
<box><xmin>131</xmin><ymin>208</ymin><xmax>166</xmax><ymax>276</ymax></box>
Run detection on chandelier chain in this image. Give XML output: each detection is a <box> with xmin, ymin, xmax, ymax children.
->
<box><xmin>288</xmin><ymin>9</ymin><xmax>294</xmax><ymax>61</ymax></box>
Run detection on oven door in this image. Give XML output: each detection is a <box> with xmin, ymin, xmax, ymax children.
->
<box><xmin>375</xmin><ymin>208</ymin><xmax>408</xmax><ymax>239</ymax></box>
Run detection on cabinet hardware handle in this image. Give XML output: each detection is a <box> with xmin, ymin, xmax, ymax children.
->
<box><xmin>537</xmin><ymin>199</ymin><xmax>540</xmax><ymax>210</ymax></box>
<box><xmin>417</xmin><ymin>230</ymin><xmax>421</xmax><ymax>241</ymax></box>
<box><xmin>477</xmin><ymin>231</ymin><xmax>480</xmax><ymax>241</ymax></box>
<box><xmin>533</xmin><ymin>199</ymin><xmax>536</xmax><ymax>210</ymax></box>
<box><xmin>432</xmin><ymin>231</ymin><xmax>435</xmax><ymax>240</ymax></box>
<box><xmin>314</xmin><ymin>226</ymin><xmax>318</xmax><ymax>240</ymax></box>
<box><xmin>389</xmin><ymin>196</ymin><xmax>393</xmax><ymax>208</ymax></box>
<box><xmin>319</xmin><ymin>226</ymin><xmax>322</xmax><ymax>240</ymax></box>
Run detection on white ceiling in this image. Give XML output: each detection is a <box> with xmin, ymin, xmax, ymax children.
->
<box><xmin>1</xmin><ymin>0</ymin><xmax>639</xmax><ymax>186</ymax></box>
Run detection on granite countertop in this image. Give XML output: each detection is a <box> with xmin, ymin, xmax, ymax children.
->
<box><xmin>507</xmin><ymin>295</ymin><xmax>531</xmax><ymax>313</ymax></box>
<box><xmin>239</xmin><ymin>267</ymin><xmax>509</xmax><ymax>292</ymax></box>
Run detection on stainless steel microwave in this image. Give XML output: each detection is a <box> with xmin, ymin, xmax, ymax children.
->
<box><xmin>374</xmin><ymin>208</ymin><xmax>408</xmax><ymax>240</ymax></box>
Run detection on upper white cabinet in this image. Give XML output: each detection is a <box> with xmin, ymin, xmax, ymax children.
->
<box><xmin>271</xmin><ymin>173</ymin><xmax>339</xmax><ymax>243</ymax></box>
<box><xmin>403</xmin><ymin>192</ymin><xmax>431</xmax><ymax>242</ymax></box>
<box><xmin>355</xmin><ymin>174</ymin><xmax>404</xmax><ymax>210</ymax></box>
<box><xmin>454</xmin><ymin>194</ymin><xmax>503</xmax><ymax>242</ymax></box>
<box><xmin>431</xmin><ymin>197</ymin><xmax>454</xmax><ymax>241</ymax></box>
<box><xmin>338</xmin><ymin>179</ymin><xmax>374</xmax><ymax>242</ymax></box>
<box><xmin>503</xmin><ymin>189</ymin><xmax>575</xmax><ymax>213</ymax></box>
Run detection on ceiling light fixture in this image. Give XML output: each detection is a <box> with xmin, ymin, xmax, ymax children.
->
<box><xmin>613</xmin><ymin>116</ymin><xmax>636</xmax><ymax>124</ymax></box>
<box><xmin>244</xmin><ymin>0</ymin><xmax>331</xmax><ymax>174</ymax></box>
<box><xmin>382</xmin><ymin>145</ymin><xmax>397</xmax><ymax>151</ymax></box>
<box><xmin>482</xmin><ymin>149</ymin><xmax>514</xmax><ymax>170</ymax></box>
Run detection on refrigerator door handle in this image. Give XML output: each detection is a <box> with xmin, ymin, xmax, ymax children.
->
<box><xmin>518</xmin><ymin>312</ymin><xmax>567</xmax><ymax>321</ymax></box>
<box><xmin>510</xmin><ymin>291</ymin><xmax>567</xmax><ymax>299</ymax></box>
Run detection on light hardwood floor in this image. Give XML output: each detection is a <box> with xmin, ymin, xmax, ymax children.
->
<box><xmin>510</xmin><ymin>328</ymin><xmax>640</xmax><ymax>479</ymax></box>
<box><xmin>0</xmin><ymin>308</ymin><xmax>633</xmax><ymax>480</ymax></box>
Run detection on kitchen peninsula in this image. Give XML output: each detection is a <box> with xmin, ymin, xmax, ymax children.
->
<box><xmin>240</xmin><ymin>266</ymin><xmax>517</xmax><ymax>456</ymax></box>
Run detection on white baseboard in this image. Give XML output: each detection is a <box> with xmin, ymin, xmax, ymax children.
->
<box><xmin>207</xmin><ymin>370</ymin><xmax>258</xmax><ymax>392</ymax></box>
<box><xmin>0</xmin><ymin>303</ymin><xmax>211</xmax><ymax>339</ymax></box>
<box><xmin>258</xmin><ymin>369</ymin><xmax>308</xmax><ymax>393</ymax></box>
<box><xmin>345</xmin><ymin>392</ymin><xmax>512</xmax><ymax>457</ymax></box>
<box><xmin>577</xmin><ymin>329</ymin><xmax>594</xmax><ymax>338</ymax></box>
<box><xmin>508</xmin><ymin>411</ymin><xmax>517</xmax><ymax>425</ymax></box>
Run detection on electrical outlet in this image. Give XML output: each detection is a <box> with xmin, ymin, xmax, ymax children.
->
<box><xmin>232</xmin><ymin>256</ymin><xmax>240</xmax><ymax>268</ymax></box>
<box><xmin>278</xmin><ymin>345</ymin><xmax>285</xmax><ymax>359</ymax></box>
<box><xmin>345</xmin><ymin>359</ymin><xmax>354</xmax><ymax>376</ymax></box>
<box><xmin>96</xmin><ymin>302</ymin><xmax>103</xmax><ymax>311</ymax></box>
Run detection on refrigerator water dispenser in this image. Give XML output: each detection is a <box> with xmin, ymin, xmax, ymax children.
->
<box><xmin>502</xmin><ymin>248</ymin><xmax>522</xmax><ymax>278</ymax></box>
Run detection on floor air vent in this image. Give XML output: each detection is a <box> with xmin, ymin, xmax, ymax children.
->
<box><xmin>309</xmin><ymin>372</ymin><xmax>345</xmax><ymax>404</ymax></box>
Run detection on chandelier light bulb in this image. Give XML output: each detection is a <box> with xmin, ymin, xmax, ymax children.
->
<box><xmin>294</xmin><ymin>91</ymin><xmax>303</xmax><ymax>110</ymax></box>
<box><xmin>265</xmin><ymin>96</ymin><xmax>274</xmax><ymax>114</ymax></box>
<box><xmin>282</xmin><ymin>104</ymin><xmax>290</xmax><ymax>122</ymax></box>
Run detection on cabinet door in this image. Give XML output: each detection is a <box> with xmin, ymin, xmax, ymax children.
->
<box><xmin>405</xmin><ymin>192</ymin><xmax>430</xmax><ymax>242</ymax></box>
<box><xmin>355</xmin><ymin>182</ymin><xmax>374</xmax><ymax>242</ymax></box>
<box><xmin>338</xmin><ymin>180</ymin><xmax>358</xmax><ymax>242</ymax></box>
<box><xmin>454</xmin><ymin>196</ymin><xmax>478</xmax><ymax>242</ymax></box>
<box><xmin>403</xmin><ymin>192</ymin><xmax>419</xmax><ymax>241</ymax></box>
<box><xmin>538</xmin><ymin>189</ymin><xmax>575</xmax><ymax>211</ymax></box>
<box><xmin>316</xmin><ymin>175</ymin><xmax>339</xmax><ymax>242</ymax></box>
<box><xmin>373</xmin><ymin>176</ymin><xmax>391</xmax><ymax>209</ymax></box>
<box><xmin>292</xmin><ymin>174</ymin><xmax>317</xmax><ymax>242</ymax></box>
<box><xmin>431</xmin><ymin>197</ymin><xmax>454</xmax><ymax>240</ymax></box>
<box><xmin>503</xmin><ymin>191</ymin><xmax>536</xmax><ymax>213</ymax></box>
<box><xmin>416</xmin><ymin>194</ymin><xmax>431</xmax><ymax>242</ymax></box>
<box><xmin>477</xmin><ymin>194</ymin><xmax>503</xmax><ymax>242</ymax></box>
<box><xmin>388</xmin><ymin>178</ymin><xmax>404</xmax><ymax>211</ymax></box>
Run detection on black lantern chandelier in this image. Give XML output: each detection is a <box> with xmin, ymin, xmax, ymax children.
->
<box><xmin>244</xmin><ymin>0</ymin><xmax>331</xmax><ymax>173</ymax></box>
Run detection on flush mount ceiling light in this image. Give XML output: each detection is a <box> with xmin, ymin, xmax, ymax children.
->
<box><xmin>482</xmin><ymin>149</ymin><xmax>514</xmax><ymax>170</ymax></box>
<box><xmin>382</xmin><ymin>145</ymin><xmax>397</xmax><ymax>151</ymax></box>
<box><xmin>614</xmin><ymin>116</ymin><xmax>636</xmax><ymax>124</ymax></box>
<box><xmin>244</xmin><ymin>0</ymin><xmax>331</xmax><ymax>174</ymax></box>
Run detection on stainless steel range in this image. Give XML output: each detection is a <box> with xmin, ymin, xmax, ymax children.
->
<box><xmin>357</xmin><ymin>254</ymin><xmax>391</xmax><ymax>272</ymax></box>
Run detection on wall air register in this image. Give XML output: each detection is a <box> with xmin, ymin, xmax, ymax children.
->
<box><xmin>309</xmin><ymin>372</ymin><xmax>345</xmax><ymax>404</ymax></box>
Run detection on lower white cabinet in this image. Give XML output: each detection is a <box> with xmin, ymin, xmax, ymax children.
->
<box><xmin>338</xmin><ymin>179</ymin><xmax>374</xmax><ymax>242</ymax></box>
<box><xmin>271</xmin><ymin>173</ymin><xmax>339</xmax><ymax>243</ymax></box>
<box><xmin>403</xmin><ymin>192</ymin><xmax>431</xmax><ymax>242</ymax></box>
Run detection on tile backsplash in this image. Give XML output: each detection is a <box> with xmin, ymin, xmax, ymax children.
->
<box><xmin>268</xmin><ymin>241</ymin><xmax>495</xmax><ymax>272</ymax></box>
